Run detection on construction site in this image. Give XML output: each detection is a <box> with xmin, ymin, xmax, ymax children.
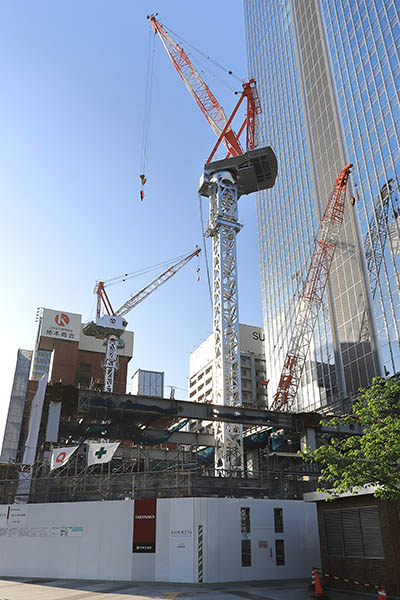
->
<box><xmin>1</xmin><ymin>9</ymin><xmax>398</xmax><ymax>592</ymax></box>
<box><xmin>0</xmin><ymin>14</ymin><xmax>356</xmax><ymax>506</ymax></box>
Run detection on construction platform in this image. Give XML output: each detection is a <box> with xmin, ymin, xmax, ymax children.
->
<box><xmin>0</xmin><ymin>382</ymin><xmax>327</xmax><ymax>505</ymax></box>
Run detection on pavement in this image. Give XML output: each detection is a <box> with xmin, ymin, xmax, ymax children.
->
<box><xmin>0</xmin><ymin>578</ymin><xmax>381</xmax><ymax>600</ymax></box>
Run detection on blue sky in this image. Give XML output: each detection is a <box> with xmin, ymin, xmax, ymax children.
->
<box><xmin>0</xmin><ymin>1</ymin><xmax>264</xmax><ymax>443</ymax></box>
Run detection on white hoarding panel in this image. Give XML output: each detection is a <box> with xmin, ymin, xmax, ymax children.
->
<box><xmin>40</xmin><ymin>309</ymin><xmax>81</xmax><ymax>343</ymax></box>
<box><xmin>0</xmin><ymin>498</ymin><xmax>319</xmax><ymax>583</ymax></box>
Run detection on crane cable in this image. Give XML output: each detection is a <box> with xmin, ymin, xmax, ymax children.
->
<box><xmin>102</xmin><ymin>252</ymin><xmax>198</xmax><ymax>288</ymax></box>
<box><xmin>199</xmin><ymin>193</ymin><xmax>213</xmax><ymax>310</ymax></box>
<box><xmin>161</xmin><ymin>22</ymin><xmax>243</xmax><ymax>84</ymax></box>
<box><xmin>139</xmin><ymin>27</ymin><xmax>156</xmax><ymax>200</ymax></box>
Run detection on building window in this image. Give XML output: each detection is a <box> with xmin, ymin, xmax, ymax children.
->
<box><xmin>274</xmin><ymin>508</ymin><xmax>284</xmax><ymax>533</ymax></box>
<box><xmin>241</xmin><ymin>507</ymin><xmax>251</xmax><ymax>533</ymax></box>
<box><xmin>324</xmin><ymin>507</ymin><xmax>384</xmax><ymax>558</ymax></box>
<box><xmin>275</xmin><ymin>539</ymin><xmax>285</xmax><ymax>565</ymax></box>
<box><xmin>241</xmin><ymin>539</ymin><xmax>251</xmax><ymax>567</ymax></box>
<box><xmin>76</xmin><ymin>363</ymin><xmax>91</xmax><ymax>389</ymax></box>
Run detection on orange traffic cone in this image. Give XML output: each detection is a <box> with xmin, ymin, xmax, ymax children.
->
<box><xmin>308</xmin><ymin>568</ymin><xmax>316</xmax><ymax>591</ymax></box>
<box><xmin>377</xmin><ymin>585</ymin><xmax>387</xmax><ymax>599</ymax></box>
<box><xmin>311</xmin><ymin>569</ymin><xmax>328</xmax><ymax>598</ymax></box>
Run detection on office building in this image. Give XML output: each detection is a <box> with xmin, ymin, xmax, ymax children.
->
<box><xmin>245</xmin><ymin>0</ymin><xmax>400</xmax><ymax>411</ymax></box>
<box><xmin>189</xmin><ymin>324</ymin><xmax>268</xmax><ymax>428</ymax></box>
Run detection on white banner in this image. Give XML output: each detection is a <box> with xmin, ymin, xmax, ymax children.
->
<box><xmin>87</xmin><ymin>442</ymin><xmax>120</xmax><ymax>466</ymax></box>
<box><xmin>50</xmin><ymin>446</ymin><xmax>78</xmax><ymax>471</ymax></box>
<box><xmin>23</xmin><ymin>374</ymin><xmax>48</xmax><ymax>466</ymax></box>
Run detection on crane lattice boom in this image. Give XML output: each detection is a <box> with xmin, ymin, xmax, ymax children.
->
<box><xmin>148</xmin><ymin>14</ymin><xmax>242</xmax><ymax>157</ymax></box>
<box><xmin>271</xmin><ymin>164</ymin><xmax>353</xmax><ymax>412</ymax></box>
<box><xmin>115</xmin><ymin>248</ymin><xmax>201</xmax><ymax>317</ymax></box>
<box><xmin>148</xmin><ymin>14</ymin><xmax>261</xmax><ymax>163</ymax></box>
<box><xmin>95</xmin><ymin>248</ymin><xmax>201</xmax><ymax>319</ymax></box>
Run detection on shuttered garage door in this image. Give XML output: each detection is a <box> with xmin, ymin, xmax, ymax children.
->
<box><xmin>342</xmin><ymin>509</ymin><xmax>364</xmax><ymax>557</ymax></box>
<box><xmin>323</xmin><ymin>506</ymin><xmax>384</xmax><ymax>558</ymax></box>
<box><xmin>324</xmin><ymin>510</ymin><xmax>343</xmax><ymax>556</ymax></box>
<box><xmin>360</xmin><ymin>507</ymin><xmax>384</xmax><ymax>558</ymax></box>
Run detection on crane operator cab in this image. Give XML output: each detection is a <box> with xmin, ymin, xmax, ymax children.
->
<box><xmin>82</xmin><ymin>315</ymin><xmax>127</xmax><ymax>340</ymax></box>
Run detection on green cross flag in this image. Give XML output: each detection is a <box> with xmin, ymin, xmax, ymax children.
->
<box><xmin>87</xmin><ymin>442</ymin><xmax>120</xmax><ymax>466</ymax></box>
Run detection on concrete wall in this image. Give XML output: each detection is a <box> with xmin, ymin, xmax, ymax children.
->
<box><xmin>0</xmin><ymin>498</ymin><xmax>320</xmax><ymax>583</ymax></box>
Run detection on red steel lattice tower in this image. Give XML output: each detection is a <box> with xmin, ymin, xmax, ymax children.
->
<box><xmin>271</xmin><ymin>164</ymin><xmax>353</xmax><ymax>412</ymax></box>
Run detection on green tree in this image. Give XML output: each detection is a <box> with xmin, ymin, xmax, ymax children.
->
<box><xmin>300</xmin><ymin>377</ymin><xmax>400</xmax><ymax>500</ymax></box>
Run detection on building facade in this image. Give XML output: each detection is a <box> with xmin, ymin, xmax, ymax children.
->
<box><xmin>30</xmin><ymin>308</ymin><xmax>133</xmax><ymax>392</ymax></box>
<box><xmin>0</xmin><ymin>350</ymin><xmax>32</xmax><ymax>463</ymax></box>
<box><xmin>1</xmin><ymin>308</ymin><xmax>134</xmax><ymax>463</ymax></box>
<box><xmin>245</xmin><ymin>0</ymin><xmax>400</xmax><ymax>411</ymax></box>
<box><xmin>305</xmin><ymin>488</ymin><xmax>400</xmax><ymax>596</ymax></box>
<box><xmin>189</xmin><ymin>324</ymin><xmax>268</xmax><ymax>418</ymax></box>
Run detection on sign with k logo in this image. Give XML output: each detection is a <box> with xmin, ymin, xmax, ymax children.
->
<box><xmin>87</xmin><ymin>442</ymin><xmax>120</xmax><ymax>466</ymax></box>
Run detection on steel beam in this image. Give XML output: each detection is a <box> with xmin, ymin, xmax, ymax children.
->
<box><xmin>77</xmin><ymin>389</ymin><xmax>304</xmax><ymax>429</ymax></box>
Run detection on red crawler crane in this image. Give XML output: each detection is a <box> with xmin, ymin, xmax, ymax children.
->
<box><xmin>147</xmin><ymin>14</ymin><xmax>261</xmax><ymax>162</ymax></box>
<box><xmin>271</xmin><ymin>164</ymin><xmax>353</xmax><ymax>412</ymax></box>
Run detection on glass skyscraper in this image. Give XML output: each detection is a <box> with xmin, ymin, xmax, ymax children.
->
<box><xmin>244</xmin><ymin>0</ymin><xmax>400</xmax><ymax>411</ymax></box>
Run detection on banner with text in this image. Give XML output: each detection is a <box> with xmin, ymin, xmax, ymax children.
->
<box><xmin>133</xmin><ymin>498</ymin><xmax>157</xmax><ymax>553</ymax></box>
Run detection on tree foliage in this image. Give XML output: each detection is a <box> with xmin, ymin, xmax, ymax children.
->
<box><xmin>300</xmin><ymin>377</ymin><xmax>400</xmax><ymax>500</ymax></box>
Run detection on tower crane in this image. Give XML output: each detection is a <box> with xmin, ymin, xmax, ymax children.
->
<box><xmin>148</xmin><ymin>14</ymin><xmax>277</xmax><ymax>474</ymax></box>
<box><xmin>270</xmin><ymin>164</ymin><xmax>353</xmax><ymax>412</ymax></box>
<box><xmin>83</xmin><ymin>247</ymin><xmax>201</xmax><ymax>394</ymax></box>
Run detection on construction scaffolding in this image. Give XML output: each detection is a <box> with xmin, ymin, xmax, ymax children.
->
<box><xmin>0</xmin><ymin>454</ymin><xmax>320</xmax><ymax>505</ymax></box>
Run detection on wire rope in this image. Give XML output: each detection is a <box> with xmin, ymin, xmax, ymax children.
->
<box><xmin>102</xmin><ymin>252</ymin><xmax>197</xmax><ymax>287</ymax></box>
<box><xmin>190</xmin><ymin>53</ymin><xmax>237</xmax><ymax>93</ymax></box>
<box><xmin>199</xmin><ymin>193</ymin><xmax>213</xmax><ymax>310</ymax></box>
<box><xmin>140</xmin><ymin>27</ymin><xmax>156</xmax><ymax>181</ymax></box>
<box><xmin>162</xmin><ymin>22</ymin><xmax>243</xmax><ymax>83</ymax></box>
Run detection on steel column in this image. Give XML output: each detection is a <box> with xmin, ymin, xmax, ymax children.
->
<box><xmin>103</xmin><ymin>335</ymin><xmax>119</xmax><ymax>393</ymax></box>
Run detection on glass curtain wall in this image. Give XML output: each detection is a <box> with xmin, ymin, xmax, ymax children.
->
<box><xmin>244</xmin><ymin>0</ymin><xmax>399</xmax><ymax>410</ymax></box>
<box><xmin>321</xmin><ymin>0</ymin><xmax>400</xmax><ymax>376</ymax></box>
